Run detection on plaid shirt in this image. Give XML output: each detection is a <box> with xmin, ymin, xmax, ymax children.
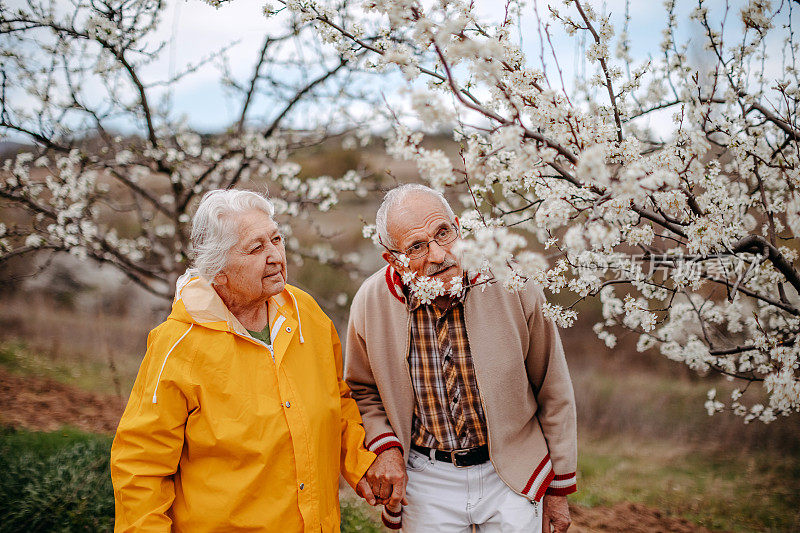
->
<box><xmin>406</xmin><ymin>283</ymin><xmax>488</xmax><ymax>451</ymax></box>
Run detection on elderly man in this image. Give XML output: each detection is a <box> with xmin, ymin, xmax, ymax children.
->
<box><xmin>111</xmin><ymin>189</ymin><xmax>378</xmax><ymax>532</ymax></box>
<box><xmin>346</xmin><ymin>184</ymin><xmax>577</xmax><ymax>532</ymax></box>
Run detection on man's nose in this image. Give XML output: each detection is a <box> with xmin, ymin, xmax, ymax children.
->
<box><xmin>427</xmin><ymin>240</ymin><xmax>446</xmax><ymax>263</ymax></box>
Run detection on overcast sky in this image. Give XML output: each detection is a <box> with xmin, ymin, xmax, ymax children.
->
<box><xmin>3</xmin><ymin>0</ymin><xmax>790</xmax><ymax>141</ymax></box>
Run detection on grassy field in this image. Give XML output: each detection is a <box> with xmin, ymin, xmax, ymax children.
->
<box><xmin>2</xmin><ymin>337</ymin><xmax>799</xmax><ymax>531</ymax></box>
<box><xmin>576</xmin><ymin>435</ymin><xmax>800</xmax><ymax>532</ymax></box>
<box><xmin>4</xmin><ymin>428</ymin><xmax>796</xmax><ymax>533</ymax></box>
<box><xmin>569</xmin><ymin>335</ymin><xmax>800</xmax><ymax>532</ymax></box>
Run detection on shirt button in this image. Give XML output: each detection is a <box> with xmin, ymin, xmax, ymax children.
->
<box><xmin>285</xmin><ymin>401</ymin><xmax>291</xmax><ymax>408</ymax></box>
<box><xmin>299</xmin><ymin>483</ymin><xmax>305</xmax><ymax>490</ymax></box>
<box><xmin>286</xmin><ymin>326</ymin><xmax>292</xmax><ymax>332</ymax></box>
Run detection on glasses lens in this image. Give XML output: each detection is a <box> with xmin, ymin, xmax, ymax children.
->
<box><xmin>402</xmin><ymin>226</ymin><xmax>458</xmax><ymax>259</ymax></box>
<box><xmin>436</xmin><ymin>227</ymin><xmax>457</xmax><ymax>246</ymax></box>
<box><xmin>406</xmin><ymin>244</ymin><xmax>428</xmax><ymax>259</ymax></box>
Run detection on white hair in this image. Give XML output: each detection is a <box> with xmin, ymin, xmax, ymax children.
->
<box><xmin>190</xmin><ymin>189</ymin><xmax>276</xmax><ymax>282</ymax></box>
<box><xmin>376</xmin><ymin>184</ymin><xmax>456</xmax><ymax>249</ymax></box>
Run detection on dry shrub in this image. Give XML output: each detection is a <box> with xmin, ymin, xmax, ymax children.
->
<box><xmin>564</xmin><ymin>310</ymin><xmax>800</xmax><ymax>454</ymax></box>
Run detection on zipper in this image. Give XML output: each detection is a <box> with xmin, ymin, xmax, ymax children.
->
<box><xmin>236</xmin><ymin>332</ymin><xmax>274</xmax><ymax>360</ymax></box>
<box><xmin>474</xmin><ymin>383</ymin><xmax>516</xmax><ymax>491</ymax></box>
<box><xmin>241</xmin><ymin>331</ymin><xmax>275</xmax><ymax>363</ymax></box>
<box><xmin>403</xmin><ymin>313</ymin><xmax>414</xmax><ymax>455</ymax></box>
<box><xmin>476</xmin><ymin>384</ymin><xmax>531</xmax><ymax>500</ymax></box>
<box><xmin>236</xmin><ymin>314</ymin><xmax>286</xmax><ymax>362</ymax></box>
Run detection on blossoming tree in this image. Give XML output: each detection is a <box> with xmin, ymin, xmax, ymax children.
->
<box><xmin>0</xmin><ymin>0</ymin><xmax>374</xmax><ymax>299</ymax></box>
<box><xmin>258</xmin><ymin>0</ymin><xmax>798</xmax><ymax>422</ymax></box>
<box><xmin>4</xmin><ymin>0</ymin><xmax>799</xmax><ymax>422</ymax></box>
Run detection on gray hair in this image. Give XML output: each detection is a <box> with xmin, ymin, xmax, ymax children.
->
<box><xmin>190</xmin><ymin>189</ymin><xmax>276</xmax><ymax>282</ymax></box>
<box><xmin>376</xmin><ymin>184</ymin><xmax>456</xmax><ymax>249</ymax></box>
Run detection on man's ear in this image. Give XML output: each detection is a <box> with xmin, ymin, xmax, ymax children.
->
<box><xmin>382</xmin><ymin>251</ymin><xmax>397</xmax><ymax>268</ymax></box>
<box><xmin>382</xmin><ymin>251</ymin><xmax>410</xmax><ymax>274</ymax></box>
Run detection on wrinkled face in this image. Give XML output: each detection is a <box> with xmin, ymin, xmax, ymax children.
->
<box><xmin>382</xmin><ymin>192</ymin><xmax>463</xmax><ymax>282</ymax></box>
<box><xmin>215</xmin><ymin>209</ymin><xmax>287</xmax><ymax>304</ymax></box>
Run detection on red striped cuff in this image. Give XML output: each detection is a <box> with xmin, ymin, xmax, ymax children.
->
<box><xmin>381</xmin><ymin>506</ymin><xmax>402</xmax><ymax>529</ymax></box>
<box><xmin>367</xmin><ymin>432</ymin><xmax>403</xmax><ymax>455</ymax></box>
<box><xmin>546</xmin><ymin>472</ymin><xmax>577</xmax><ymax>496</ymax></box>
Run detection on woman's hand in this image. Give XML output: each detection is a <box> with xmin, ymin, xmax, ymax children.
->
<box><xmin>355</xmin><ymin>476</ymin><xmax>377</xmax><ymax>506</ymax></box>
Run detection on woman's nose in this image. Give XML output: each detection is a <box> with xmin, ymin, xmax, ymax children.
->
<box><xmin>265</xmin><ymin>243</ymin><xmax>282</xmax><ymax>263</ymax></box>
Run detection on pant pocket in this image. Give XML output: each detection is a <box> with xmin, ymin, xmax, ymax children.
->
<box><xmin>406</xmin><ymin>449</ymin><xmax>433</xmax><ymax>472</ymax></box>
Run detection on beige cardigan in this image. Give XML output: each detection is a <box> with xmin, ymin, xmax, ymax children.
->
<box><xmin>345</xmin><ymin>266</ymin><xmax>578</xmax><ymax>506</ymax></box>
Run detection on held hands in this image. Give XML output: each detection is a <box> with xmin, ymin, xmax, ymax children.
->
<box><xmin>542</xmin><ymin>494</ymin><xmax>571</xmax><ymax>532</ymax></box>
<box><xmin>355</xmin><ymin>447</ymin><xmax>408</xmax><ymax>508</ymax></box>
<box><xmin>358</xmin><ymin>449</ymin><xmax>571</xmax><ymax>532</ymax></box>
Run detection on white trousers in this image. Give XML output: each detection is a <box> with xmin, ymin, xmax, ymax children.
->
<box><xmin>401</xmin><ymin>449</ymin><xmax>542</xmax><ymax>533</ymax></box>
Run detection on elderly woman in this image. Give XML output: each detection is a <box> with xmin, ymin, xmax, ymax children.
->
<box><xmin>110</xmin><ymin>189</ymin><xmax>377</xmax><ymax>532</ymax></box>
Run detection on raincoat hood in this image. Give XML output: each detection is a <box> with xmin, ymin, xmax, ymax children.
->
<box><xmin>171</xmin><ymin>268</ymin><xmax>305</xmax><ymax>344</ymax></box>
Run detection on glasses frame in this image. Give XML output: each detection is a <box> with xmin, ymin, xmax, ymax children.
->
<box><xmin>380</xmin><ymin>223</ymin><xmax>460</xmax><ymax>260</ymax></box>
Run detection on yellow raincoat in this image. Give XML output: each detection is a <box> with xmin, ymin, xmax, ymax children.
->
<box><xmin>110</xmin><ymin>271</ymin><xmax>375</xmax><ymax>532</ymax></box>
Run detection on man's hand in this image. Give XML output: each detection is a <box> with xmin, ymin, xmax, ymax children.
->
<box><xmin>364</xmin><ymin>447</ymin><xmax>408</xmax><ymax>508</ymax></box>
<box><xmin>542</xmin><ymin>494</ymin><xmax>571</xmax><ymax>532</ymax></box>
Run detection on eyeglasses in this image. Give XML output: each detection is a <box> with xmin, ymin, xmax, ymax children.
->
<box><xmin>386</xmin><ymin>224</ymin><xmax>459</xmax><ymax>260</ymax></box>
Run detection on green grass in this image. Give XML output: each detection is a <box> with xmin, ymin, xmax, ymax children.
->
<box><xmin>0</xmin><ymin>427</ymin><xmax>115</xmax><ymax>532</ymax></box>
<box><xmin>575</xmin><ymin>435</ymin><xmax>800</xmax><ymax>532</ymax></box>
<box><xmin>339</xmin><ymin>497</ymin><xmax>384</xmax><ymax>533</ymax></box>
<box><xmin>0</xmin><ymin>425</ymin><xmax>110</xmax><ymax>458</ymax></box>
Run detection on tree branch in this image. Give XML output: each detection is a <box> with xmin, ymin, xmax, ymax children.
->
<box><xmin>732</xmin><ymin>235</ymin><xmax>800</xmax><ymax>296</ymax></box>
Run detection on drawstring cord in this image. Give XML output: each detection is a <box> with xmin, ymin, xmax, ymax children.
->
<box><xmin>290</xmin><ymin>292</ymin><xmax>305</xmax><ymax>343</ymax></box>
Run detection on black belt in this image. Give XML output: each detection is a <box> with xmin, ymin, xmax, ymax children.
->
<box><xmin>411</xmin><ymin>444</ymin><xmax>489</xmax><ymax>468</ymax></box>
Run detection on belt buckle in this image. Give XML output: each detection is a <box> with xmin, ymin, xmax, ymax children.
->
<box><xmin>450</xmin><ymin>448</ymin><xmax>473</xmax><ymax>468</ymax></box>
